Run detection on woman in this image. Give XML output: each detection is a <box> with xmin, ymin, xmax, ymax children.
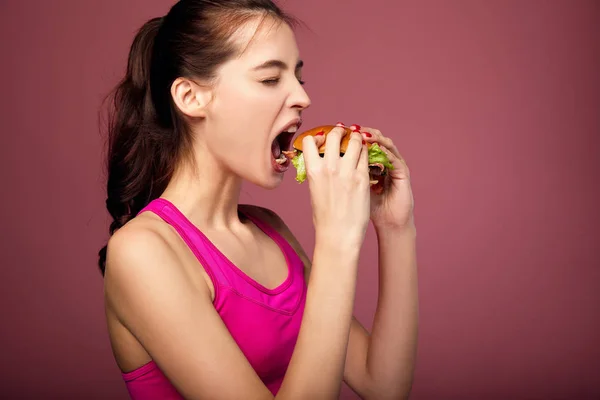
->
<box><xmin>98</xmin><ymin>1</ymin><xmax>418</xmax><ymax>399</ymax></box>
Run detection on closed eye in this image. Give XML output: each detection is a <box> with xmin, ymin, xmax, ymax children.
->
<box><xmin>261</xmin><ymin>78</ymin><xmax>280</xmax><ymax>86</ymax></box>
<box><xmin>261</xmin><ymin>78</ymin><xmax>306</xmax><ymax>86</ymax></box>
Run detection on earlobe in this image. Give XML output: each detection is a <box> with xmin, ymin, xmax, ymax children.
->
<box><xmin>170</xmin><ymin>78</ymin><xmax>210</xmax><ymax>118</ymax></box>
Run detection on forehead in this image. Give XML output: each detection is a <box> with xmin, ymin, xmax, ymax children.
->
<box><xmin>230</xmin><ymin>16</ymin><xmax>300</xmax><ymax>66</ymax></box>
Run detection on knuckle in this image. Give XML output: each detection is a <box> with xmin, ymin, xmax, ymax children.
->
<box><xmin>326</xmin><ymin>132</ymin><xmax>340</xmax><ymax>142</ymax></box>
<box><xmin>306</xmin><ymin>167</ymin><xmax>320</xmax><ymax>180</ymax></box>
<box><xmin>355</xmin><ymin>180</ymin><xmax>367</xmax><ymax>192</ymax></box>
<box><xmin>330</xmin><ymin>127</ymin><xmax>345</xmax><ymax>137</ymax></box>
<box><xmin>307</xmin><ymin>161</ymin><xmax>323</xmax><ymax>173</ymax></box>
<box><xmin>326</xmin><ymin>163</ymin><xmax>339</xmax><ymax>175</ymax></box>
<box><xmin>357</xmin><ymin>172</ymin><xmax>369</xmax><ymax>186</ymax></box>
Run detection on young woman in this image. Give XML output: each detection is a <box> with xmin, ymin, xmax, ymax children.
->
<box><xmin>98</xmin><ymin>1</ymin><xmax>418</xmax><ymax>399</ymax></box>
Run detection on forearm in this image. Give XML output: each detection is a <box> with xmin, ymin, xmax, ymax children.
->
<box><xmin>278</xmin><ymin>240</ymin><xmax>360</xmax><ymax>399</ymax></box>
<box><xmin>366</xmin><ymin>223</ymin><xmax>419</xmax><ymax>398</ymax></box>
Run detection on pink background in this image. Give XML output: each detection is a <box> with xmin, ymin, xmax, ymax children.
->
<box><xmin>1</xmin><ymin>0</ymin><xmax>599</xmax><ymax>398</ymax></box>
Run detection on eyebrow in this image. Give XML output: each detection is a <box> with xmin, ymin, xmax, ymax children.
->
<box><xmin>252</xmin><ymin>59</ymin><xmax>304</xmax><ymax>71</ymax></box>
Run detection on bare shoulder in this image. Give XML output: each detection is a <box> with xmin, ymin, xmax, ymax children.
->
<box><xmin>239</xmin><ymin>204</ymin><xmax>312</xmax><ymax>269</ymax></box>
<box><xmin>103</xmin><ymin>212</ymin><xmax>208</xmax><ymax>311</ymax></box>
<box><xmin>106</xmin><ymin>214</ymin><xmax>169</xmax><ymax>263</ymax></box>
<box><xmin>105</xmin><ymin>213</ymin><xmax>179</xmax><ymax>278</ymax></box>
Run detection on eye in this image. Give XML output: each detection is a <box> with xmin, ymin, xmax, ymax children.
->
<box><xmin>261</xmin><ymin>78</ymin><xmax>280</xmax><ymax>86</ymax></box>
<box><xmin>260</xmin><ymin>77</ymin><xmax>306</xmax><ymax>86</ymax></box>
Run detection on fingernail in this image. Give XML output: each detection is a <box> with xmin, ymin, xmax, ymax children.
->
<box><xmin>362</xmin><ymin>132</ymin><xmax>372</xmax><ymax>138</ymax></box>
<box><xmin>316</xmin><ymin>130</ymin><xmax>325</xmax><ymax>136</ymax></box>
<box><xmin>336</xmin><ymin>122</ymin><xmax>345</xmax><ymax>127</ymax></box>
<box><xmin>362</xmin><ymin>140</ymin><xmax>366</xmax><ymax>145</ymax></box>
<box><xmin>351</xmin><ymin>124</ymin><xmax>361</xmax><ymax>131</ymax></box>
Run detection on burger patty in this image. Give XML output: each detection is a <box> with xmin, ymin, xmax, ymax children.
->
<box><xmin>369</xmin><ymin>163</ymin><xmax>386</xmax><ymax>176</ymax></box>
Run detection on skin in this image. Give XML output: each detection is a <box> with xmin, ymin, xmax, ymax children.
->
<box><xmin>104</xmin><ymin>15</ymin><xmax>418</xmax><ymax>400</ymax></box>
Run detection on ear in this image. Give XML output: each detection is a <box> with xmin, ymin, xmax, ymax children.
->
<box><xmin>170</xmin><ymin>77</ymin><xmax>212</xmax><ymax>118</ymax></box>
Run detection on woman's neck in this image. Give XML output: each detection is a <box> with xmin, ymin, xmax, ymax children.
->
<box><xmin>160</xmin><ymin>156</ymin><xmax>244</xmax><ymax>230</ymax></box>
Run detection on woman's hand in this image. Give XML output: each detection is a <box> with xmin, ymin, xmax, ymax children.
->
<box><xmin>344</xmin><ymin>123</ymin><xmax>414</xmax><ymax>230</ymax></box>
<box><xmin>302</xmin><ymin>127</ymin><xmax>371</xmax><ymax>248</ymax></box>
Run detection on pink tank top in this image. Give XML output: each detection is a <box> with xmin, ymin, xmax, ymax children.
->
<box><xmin>121</xmin><ymin>198</ymin><xmax>307</xmax><ymax>399</ymax></box>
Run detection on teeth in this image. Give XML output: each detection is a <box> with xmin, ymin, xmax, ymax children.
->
<box><xmin>275</xmin><ymin>156</ymin><xmax>287</xmax><ymax>165</ymax></box>
<box><xmin>287</xmin><ymin>125</ymin><xmax>298</xmax><ymax>133</ymax></box>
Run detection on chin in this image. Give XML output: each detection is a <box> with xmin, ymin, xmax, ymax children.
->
<box><xmin>262</xmin><ymin>172</ymin><xmax>285</xmax><ymax>190</ymax></box>
<box><xmin>237</xmin><ymin>149</ymin><xmax>291</xmax><ymax>189</ymax></box>
<box><xmin>241</xmin><ymin>168</ymin><xmax>285</xmax><ymax>190</ymax></box>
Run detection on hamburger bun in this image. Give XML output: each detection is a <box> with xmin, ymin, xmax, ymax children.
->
<box><xmin>292</xmin><ymin>125</ymin><xmax>369</xmax><ymax>153</ymax></box>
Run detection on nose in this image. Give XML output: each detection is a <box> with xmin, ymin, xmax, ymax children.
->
<box><xmin>289</xmin><ymin>80</ymin><xmax>311</xmax><ymax>111</ymax></box>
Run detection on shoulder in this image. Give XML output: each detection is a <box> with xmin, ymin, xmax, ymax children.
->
<box><xmin>104</xmin><ymin>213</ymin><xmax>198</xmax><ymax>301</ymax></box>
<box><xmin>240</xmin><ymin>204</ymin><xmax>311</xmax><ymax>268</ymax></box>
<box><xmin>104</xmin><ymin>213</ymin><xmax>215</xmax><ymax>330</ymax></box>
<box><xmin>106</xmin><ymin>213</ymin><xmax>173</xmax><ymax>271</ymax></box>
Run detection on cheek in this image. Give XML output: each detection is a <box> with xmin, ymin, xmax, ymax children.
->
<box><xmin>213</xmin><ymin>83</ymin><xmax>282</xmax><ymax>146</ymax></box>
<box><xmin>218</xmin><ymin>80</ymin><xmax>283</xmax><ymax>120</ymax></box>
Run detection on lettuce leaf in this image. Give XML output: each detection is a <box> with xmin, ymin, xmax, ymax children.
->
<box><xmin>291</xmin><ymin>143</ymin><xmax>393</xmax><ymax>184</ymax></box>
<box><xmin>291</xmin><ymin>152</ymin><xmax>306</xmax><ymax>183</ymax></box>
<box><xmin>367</xmin><ymin>143</ymin><xmax>394</xmax><ymax>171</ymax></box>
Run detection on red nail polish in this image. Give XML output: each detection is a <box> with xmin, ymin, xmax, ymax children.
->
<box><xmin>351</xmin><ymin>124</ymin><xmax>361</xmax><ymax>131</ymax></box>
<box><xmin>362</xmin><ymin>132</ymin><xmax>372</xmax><ymax>138</ymax></box>
<box><xmin>316</xmin><ymin>130</ymin><xmax>325</xmax><ymax>136</ymax></box>
<box><xmin>362</xmin><ymin>140</ymin><xmax>366</xmax><ymax>145</ymax></box>
<box><xmin>336</xmin><ymin>122</ymin><xmax>345</xmax><ymax>126</ymax></box>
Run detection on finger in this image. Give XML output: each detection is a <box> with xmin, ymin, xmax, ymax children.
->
<box><xmin>358</xmin><ymin>139</ymin><xmax>369</xmax><ymax>173</ymax></box>
<box><xmin>379</xmin><ymin>144</ymin><xmax>406</xmax><ymax>165</ymax></box>
<box><xmin>360</xmin><ymin>127</ymin><xmax>401</xmax><ymax>159</ymax></box>
<box><xmin>340</xmin><ymin>131</ymin><xmax>364</xmax><ymax>172</ymax></box>
<box><xmin>324</xmin><ymin>126</ymin><xmax>346</xmax><ymax>163</ymax></box>
<box><xmin>379</xmin><ymin>145</ymin><xmax>410</xmax><ymax>178</ymax></box>
<box><xmin>301</xmin><ymin>134</ymin><xmax>322</xmax><ymax>171</ymax></box>
<box><xmin>313</xmin><ymin>131</ymin><xmax>326</xmax><ymax>154</ymax></box>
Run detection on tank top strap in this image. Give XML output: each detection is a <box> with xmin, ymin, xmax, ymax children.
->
<box><xmin>137</xmin><ymin>198</ymin><xmax>233</xmax><ymax>287</ymax></box>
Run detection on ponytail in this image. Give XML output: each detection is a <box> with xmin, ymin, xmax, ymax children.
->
<box><xmin>98</xmin><ymin>17</ymin><xmax>177</xmax><ymax>275</ymax></box>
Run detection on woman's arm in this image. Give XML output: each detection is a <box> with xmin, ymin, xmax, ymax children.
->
<box><xmin>257</xmin><ymin>207</ymin><xmax>418</xmax><ymax>400</ymax></box>
<box><xmin>355</xmin><ymin>224</ymin><xmax>418</xmax><ymax>399</ymax></box>
<box><xmin>104</xmin><ymin>216</ymin><xmax>361</xmax><ymax>400</ymax></box>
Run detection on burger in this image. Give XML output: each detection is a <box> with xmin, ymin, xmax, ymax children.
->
<box><xmin>281</xmin><ymin>125</ymin><xmax>394</xmax><ymax>194</ymax></box>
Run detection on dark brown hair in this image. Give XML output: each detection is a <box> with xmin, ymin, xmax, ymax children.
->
<box><xmin>98</xmin><ymin>0</ymin><xmax>298</xmax><ymax>274</ymax></box>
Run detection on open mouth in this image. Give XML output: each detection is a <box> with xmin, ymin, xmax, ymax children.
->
<box><xmin>272</xmin><ymin>131</ymin><xmax>295</xmax><ymax>165</ymax></box>
<box><xmin>271</xmin><ymin>128</ymin><xmax>300</xmax><ymax>173</ymax></box>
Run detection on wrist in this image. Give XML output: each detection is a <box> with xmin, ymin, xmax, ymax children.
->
<box><xmin>314</xmin><ymin>231</ymin><xmax>362</xmax><ymax>262</ymax></box>
<box><xmin>373</xmin><ymin>216</ymin><xmax>416</xmax><ymax>236</ymax></box>
<box><xmin>315</xmin><ymin>224</ymin><xmax>366</xmax><ymax>249</ymax></box>
<box><xmin>314</xmin><ymin>233</ymin><xmax>362</xmax><ymax>255</ymax></box>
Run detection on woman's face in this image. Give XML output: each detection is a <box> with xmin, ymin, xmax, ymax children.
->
<box><xmin>201</xmin><ymin>17</ymin><xmax>311</xmax><ymax>189</ymax></box>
